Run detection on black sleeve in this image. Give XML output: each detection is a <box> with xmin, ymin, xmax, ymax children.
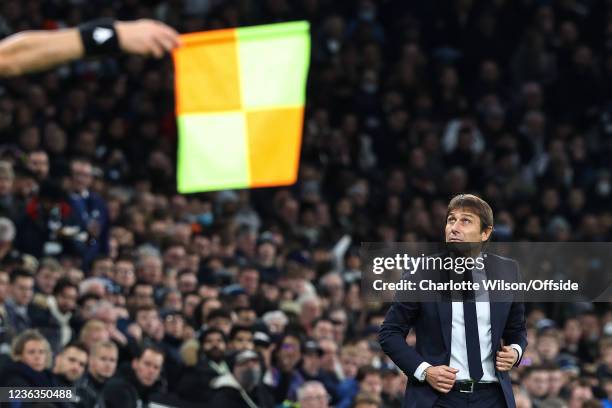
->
<box><xmin>101</xmin><ymin>381</ymin><xmax>134</xmax><ymax>408</ymax></box>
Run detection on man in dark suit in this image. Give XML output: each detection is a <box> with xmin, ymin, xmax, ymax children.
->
<box><xmin>379</xmin><ymin>194</ymin><xmax>527</xmax><ymax>408</ymax></box>
<box><xmin>68</xmin><ymin>158</ymin><xmax>110</xmax><ymax>269</ymax></box>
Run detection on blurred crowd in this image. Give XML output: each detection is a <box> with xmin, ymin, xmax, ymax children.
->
<box><xmin>0</xmin><ymin>0</ymin><xmax>612</xmax><ymax>407</ymax></box>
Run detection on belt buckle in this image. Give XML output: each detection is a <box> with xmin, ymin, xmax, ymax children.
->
<box><xmin>459</xmin><ymin>381</ymin><xmax>474</xmax><ymax>393</ymax></box>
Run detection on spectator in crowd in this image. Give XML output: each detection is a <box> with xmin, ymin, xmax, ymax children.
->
<box><xmin>523</xmin><ymin>365</ymin><xmax>554</xmax><ymax>407</ymax></box>
<box><xmin>76</xmin><ymin>340</ymin><xmax>119</xmax><ymax>408</ymax></box>
<box><xmin>34</xmin><ymin>258</ymin><xmax>62</xmax><ymax>298</ymax></box>
<box><xmin>1</xmin><ymin>329</ymin><xmax>55</xmax><ymax>387</ymax></box>
<box><xmin>69</xmin><ymin>158</ymin><xmax>110</xmax><ymax>268</ymax></box>
<box><xmin>209</xmin><ymin>349</ymin><xmax>275</xmax><ymax>408</ymax></box>
<box><xmin>5</xmin><ymin>268</ymin><xmax>36</xmax><ymax>333</ymax></box>
<box><xmin>337</xmin><ymin>365</ymin><xmax>383</xmax><ymax>408</ymax></box>
<box><xmin>296</xmin><ymin>380</ymin><xmax>330</xmax><ymax>408</ymax></box>
<box><xmin>229</xmin><ymin>325</ymin><xmax>255</xmax><ymax>352</ymax></box>
<box><xmin>15</xmin><ymin>181</ymin><xmax>85</xmax><ymax>259</ymax></box>
<box><xmin>53</xmin><ymin>342</ymin><xmax>89</xmax><ymax>387</ymax></box>
<box><xmin>38</xmin><ymin>277</ymin><xmax>79</xmax><ymax>353</ymax></box>
<box><xmin>0</xmin><ymin>269</ymin><xmax>10</xmax><ymax>351</ymax></box>
<box><xmin>26</xmin><ymin>150</ymin><xmax>49</xmax><ymax>182</ymax></box>
<box><xmin>0</xmin><ymin>163</ymin><xmax>18</xmax><ymax>221</ymax></box>
<box><xmin>177</xmin><ymin>327</ymin><xmax>229</xmax><ymax>403</ymax></box>
<box><xmin>568</xmin><ymin>379</ymin><xmax>594</xmax><ymax>408</ymax></box>
<box><xmin>100</xmin><ymin>345</ymin><xmax>165</xmax><ymax>408</ymax></box>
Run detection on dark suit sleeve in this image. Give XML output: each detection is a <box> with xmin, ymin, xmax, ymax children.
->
<box><xmin>503</xmin><ymin>260</ymin><xmax>528</xmax><ymax>366</ymax></box>
<box><xmin>101</xmin><ymin>380</ymin><xmax>134</xmax><ymax>408</ymax></box>
<box><xmin>378</xmin><ymin>301</ymin><xmax>425</xmax><ymax>377</ymax></box>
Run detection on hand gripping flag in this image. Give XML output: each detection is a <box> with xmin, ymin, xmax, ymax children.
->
<box><xmin>173</xmin><ymin>21</ymin><xmax>310</xmax><ymax>193</ymax></box>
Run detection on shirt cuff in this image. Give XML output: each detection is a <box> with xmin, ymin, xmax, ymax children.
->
<box><xmin>414</xmin><ymin>362</ymin><xmax>432</xmax><ymax>382</ymax></box>
<box><xmin>509</xmin><ymin>344</ymin><xmax>522</xmax><ymax>366</ymax></box>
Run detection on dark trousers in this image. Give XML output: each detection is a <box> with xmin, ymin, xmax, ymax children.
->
<box><xmin>434</xmin><ymin>384</ymin><xmax>507</xmax><ymax>408</ymax></box>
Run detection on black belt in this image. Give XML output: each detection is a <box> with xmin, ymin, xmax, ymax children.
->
<box><xmin>451</xmin><ymin>381</ymin><xmax>499</xmax><ymax>393</ymax></box>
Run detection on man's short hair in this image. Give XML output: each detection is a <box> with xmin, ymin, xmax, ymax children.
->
<box><xmin>61</xmin><ymin>341</ymin><xmax>89</xmax><ymax>356</ymax></box>
<box><xmin>356</xmin><ymin>365</ymin><xmax>381</xmax><ymax>382</ymax></box>
<box><xmin>90</xmin><ymin>340</ymin><xmax>118</xmax><ymax>356</ymax></box>
<box><xmin>10</xmin><ymin>268</ymin><xmax>34</xmax><ymax>283</ymax></box>
<box><xmin>133</xmin><ymin>304</ymin><xmax>157</xmax><ymax>319</ymax></box>
<box><xmin>446</xmin><ymin>194</ymin><xmax>494</xmax><ymax>232</ymax></box>
<box><xmin>229</xmin><ymin>325</ymin><xmax>253</xmax><ymax>340</ymax></box>
<box><xmin>134</xmin><ymin>343</ymin><xmax>165</xmax><ymax>360</ymax></box>
<box><xmin>78</xmin><ymin>319</ymin><xmax>106</xmax><ymax>343</ymax></box>
<box><xmin>53</xmin><ymin>278</ymin><xmax>78</xmax><ymax>296</ymax></box>
<box><xmin>199</xmin><ymin>327</ymin><xmax>227</xmax><ymax>344</ymax></box>
<box><xmin>297</xmin><ymin>381</ymin><xmax>327</xmax><ymax>402</ymax></box>
<box><xmin>206</xmin><ymin>308</ymin><xmax>232</xmax><ymax>322</ymax></box>
<box><xmin>353</xmin><ymin>392</ymin><xmax>382</xmax><ymax>407</ymax></box>
<box><xmin>523</xmin><ymin>364</ymin><xmax>550</xmax><ymax>378</ymax></box>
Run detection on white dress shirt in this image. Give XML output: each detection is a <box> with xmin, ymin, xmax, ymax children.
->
<box><xmin>414</xmin><ymin>262</ymin><xmax>522</xmax><ymax>382</ymax></box>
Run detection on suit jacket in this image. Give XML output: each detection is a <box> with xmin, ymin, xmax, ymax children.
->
<box><xmin>69</xmin><ymin>191</ymin><xmax>110</xmax><ymax>267</ymax></box>
<box><xmin>378</xmin><ymin>252</ymin><xmax>527</xmax><ymax>408</ymax></box>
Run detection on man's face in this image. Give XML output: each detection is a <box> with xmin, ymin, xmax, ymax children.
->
<box><xmin>133</xmin><ymin>285</ymin><xmax>154</xmax><ymax>307</ymax></box>
<box><xmin>238</xmin><ymin>269</ymin><xmax>259</xmax><ymax>295</ymax></box>
<box><xmin>237</xmin><ymin>309</ymin><xmax>257</xmax><ymax>326</ymax></box>
<box><xmin>89</xmin><ymin>346</ymin><xmax>118</xmax><ymax>381</ymax></box>
<box><xmin>313</xmin><ymin>321</ymin><xmax>334</xmax><ymax>341</ymax></box>
<box><xmin>177</xmin><ymin>272</ymin><xmax>197</xmax><ymax>293</ymax></box>
<box><xmin>203</xmin><ymin>332</ymin><xmax>226</xmax><ymax>361</ymax></box>
<box><xmin>71</xmin><ymin>161</ymin><xmax>93</xmax><ymax>192</ymax></box>
<box><xmin>445</xmin><ymin>208</ymin><xmax>491</xmax><ymax>243</ymax></box>
<box><xmin>569</xmin><ymin>385</ymin><xmax>593</xmax><ymax>408</ymax></box>
<box><xmin>319</xmin><ymin>340</ymin><xmax>338</xmax><ymax>371</ymax></box>
<box><xmin>537</xmin><ymin>336</ymin><xmax>560</xmax><ymax>361</ymax></box>
<box><xmin>230</xmin><ymin>331</ymin><xmax>254</xmax><ymax>351</ymax></box>
<box><xmin>163</xmin><ymin>313</ymin><xmax>184</xmax><ymax>338</ymax></box>
<box><xmin>233</xmin><ymin>358</ymin><xmax>260</xmax><ymax>390</ymax></box>
<box><xmin>360</xmin><ymin>373</ymin><xmax>383</xmax><ymax>397</ymax></box>
<box><xmin>182</xmin><ymin>294</ymin><xmax>200</xmax><ymax>317</ymax></box>
<box><xmin>525</xmin><ymin>370</ymin><xmax>550</xmax><ymax>398</ymax></box>
<box><xmin>114</xmin><ymin>261</ymin><xmax>135</xmax><ymax>288</ymax></box>
<box><xmin>139</xmin><ymin>257</ymin><xmax>162</xmax><ymax>284</ymax></box>
<box><xmin>28</xmin><ymin>152</ymin><xmax>49</xmax><ymax>180</ymax></box>
<box><xmin>56</xmin><ymin>287</ymin><xmax>78</xmax><ymax>314</ymax></box>
<box><xmin>56</xmin><ymin>347</ymin><xmax>88</xmax><ymax>382</ymax></box>
<box><xmin>299</xmin><ymin>383</ymin><xmax>329</xmax><ymax>408</ymax></box>
<box><xmin>132</xmin><ymin>350</ymin><xmax>163</xmax><ymax>387</ymax></box>
<box><xmin>136</xmin><ymin>310</ymin><xmax>160</xmax><ymax>337</ymax></box>
<box><xmin>12</xmin><ymin>276</ymin><xmax>34</xmax><ymax>306</ymax></box>
<box><xmin>92</xmin><ymin>259</ymin><xmax>113</xmax><ymax>278</ymax></box>
<box><xmin>36</xmin><ymin>268</ymin><xmax>59</xmax><ymax>295</ymax></box>
<box><xmin>548</xmin><ymin>369</ymin><xmax>565</xmax><ymax>396</ymax></box>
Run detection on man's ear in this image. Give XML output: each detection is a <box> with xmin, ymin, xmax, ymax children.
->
<box><xmin>131</xmin><ymin>358</ymin><xmax>138</xmax><ymax>371</ymax></box>
<box><xmin>481</xmin><ymin>225</ymin><xmax>493</xmax><ymax>242</ymax></box>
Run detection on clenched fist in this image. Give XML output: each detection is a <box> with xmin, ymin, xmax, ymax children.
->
<box><xmin>425</xmin><ymin>365</ymin><xmax>459</xmax><ymax>393</ymax></box>
<box><xmin>496</xmin><ymin>346</ymin><xmax>519</xmax><ymax>372</ymax></box>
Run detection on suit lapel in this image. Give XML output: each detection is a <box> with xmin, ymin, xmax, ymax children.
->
<box><xmin>485</xmin><ymin>255</ymin><xmax>511</xmax><ymax>353</ymax></box>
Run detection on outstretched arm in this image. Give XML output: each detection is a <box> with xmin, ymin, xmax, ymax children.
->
<box><xmin>0</xmin><ymin>19</ymin><xmax>179</xmax><ymax>77</ymax></box>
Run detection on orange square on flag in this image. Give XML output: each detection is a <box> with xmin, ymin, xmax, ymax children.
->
<box><xmin>246</xmin><ymin>107</ymin><xmax>304</xmax><ymax>187</ymax></box>
<box><xmin>174</xmin><ymin>29</ymin><xmax>242</xmax><ymax>113</ymax></box>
